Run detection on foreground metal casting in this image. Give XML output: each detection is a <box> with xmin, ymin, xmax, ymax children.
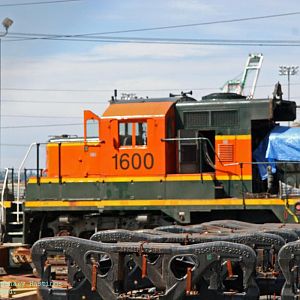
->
<box><xmin>91</xmin><ymin>228</ymin><xmax>285</xmax><ymax>296</ymax></box>
<box><xmin>278</xmin><ymin>239</ymin><xmax>300</xmax><ymax>300</ymax></box>
<box><xmin>31</xmin><ymin>236</ymin><xmax>259</xmax><ymax>300</ymax></box>
<box><xmin>30</xmin><ymin>220</ymin><xmax>300</xmax><ymax>300</ymax></box>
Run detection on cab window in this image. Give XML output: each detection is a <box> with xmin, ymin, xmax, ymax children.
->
<box><xmin>119</xmin><ymin>123</ymin><xmax>132</xmax><ymax>146</ymax></box>
<box><xmin>136</xmin><ymin>122</ymin><xmax>147</xmax><ymax>146</ymax></box>
<box><xmin>119</xmin><ymin>121</ymin><xmax>147</xmax><ymax>147</ymax></box>
<box><xmin>86</xmin><ymin>119</ymin><xmax>99</xmax><ymax>138</ymax></box>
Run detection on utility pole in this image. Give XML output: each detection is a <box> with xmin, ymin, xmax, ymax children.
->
<box><xmin>0</xmin><ymin>18</ymin><xmax>13</xmax><ymax>171</ymax></box>
<box><xmin>279</xmin><ymin>65</ymin><xmax>299</xmax><ymax>101</ymax></box>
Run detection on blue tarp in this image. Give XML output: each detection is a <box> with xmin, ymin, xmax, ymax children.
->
<box><xmin>266</xmin><ymin>126</ymin><xmax>300</xmax><ymax>160</ymax></box>
<box><xmin>253</xmin><ymin>126</ymin><xmax>300</xmax><ymax>179</ymax></box>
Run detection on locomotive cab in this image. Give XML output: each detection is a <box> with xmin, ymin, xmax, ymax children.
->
<box><xmin>99</xmin><ymin>99</ymin><xmax>176</xmax><ymax>176</ymax></box>
<box><xmin>45</xmin><ymin>100</ymin><xmax>177</xmax><ymax>178</ymax></box>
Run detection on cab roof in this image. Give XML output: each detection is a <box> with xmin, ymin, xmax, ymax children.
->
<box><xmin>102</xmin><ymin>101</ymin><xmax>175</xmax><ymax>119</ymax></box>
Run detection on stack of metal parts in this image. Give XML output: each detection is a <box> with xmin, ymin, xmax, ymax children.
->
<box><xmin>31</xmin><ymin>220</ymin><xmax>300</xmax><ymax>300</ymax></box>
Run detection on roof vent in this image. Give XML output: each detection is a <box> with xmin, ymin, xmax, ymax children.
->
<box><xmin>202</xmin><ymin>93</ymin><xmax>246</xmax><ymax>101</ymax></box>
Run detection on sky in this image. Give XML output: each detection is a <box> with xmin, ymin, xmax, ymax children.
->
<box><xmin>0</xmin><ymin>0</ymin><xmax>300</xmax><ymax>169</ymax></box>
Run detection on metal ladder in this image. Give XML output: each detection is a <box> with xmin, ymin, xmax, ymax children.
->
<box><xmin>1</xmin><ymin>168</ymin><xmax>24</xmax><ymax>241</ymax></box>
<box><xmin>7</xmin><ymin>186</ymin><xmax>24</xmax><ymax>240</ymax></box>
<box><xmin>222</xmin><ymin>53</ymin><xmax>264</xmax><ymax>98</ymax></box>
<box><xmin>7</xmin><ymin>143</ymin><xmax>38</xmax><ymax>241</ymax></box>
<box><xmin>1</xmin><ymin>143</ymin><xmax>39</xmax><ymax>242</ymax></box>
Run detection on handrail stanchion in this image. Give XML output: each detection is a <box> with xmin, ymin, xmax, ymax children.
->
<box><xmin>58</xmin><ymin>143</ymin><xmax>62</xmax><ymax>184</ymax></box>
<box><xmin>17</xmin><ymin>142</ymin><xmax>37</xmax><ymax>224</ymax></box>
<box><xmin>11</xmin><ymin>167</ymin><xmax>14</xmax><ymax>198</ymax></box>
<box><xmin>24</xmin><ymin>168</ymin><xmax>27</xmax><ymax>188</ymax></box>
<box><xmin>37</xmin><ymin>143</ymin><xmax>40</xmax><ymax>185</ymax></box>
<box><xmin>1</xmin><ymin>168</ymin><xmax>9</xmax><ymax>225</ymax></box>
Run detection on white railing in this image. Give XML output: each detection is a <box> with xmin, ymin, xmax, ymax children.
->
<box><xmin>16</xmin><ymin>142</ymin><xmax>37</xmax><ymax>223</ymax></box>
<box><xmin>0</xmin><ymin>168</ymin><xmax>9</xmax><ymax>225</ymax></box>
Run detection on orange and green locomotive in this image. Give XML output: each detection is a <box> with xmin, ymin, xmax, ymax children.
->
<box><xmin>3</xmin><ymin>87</ymin><xmax>299</xmax><ymax>244</ymax></box>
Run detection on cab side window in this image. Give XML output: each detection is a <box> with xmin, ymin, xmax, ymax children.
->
<box><xmin>119</xmin><ymin>121</ymin><xmax>147</xmax><ymax>147</ymax></box>
<box><xmin>136</xmin><ymin>122</ymin><xmax>147</xmax><ymax>146</ymax></box>
<box><xmin>86</xmin><ymin>119</ymin><xmax>99</xmax><ymax>138</ymax></box>
<box><xmin>119</xmin><ymin>122</ymin><xmax>133</xmax><ymax>146</ymax></box>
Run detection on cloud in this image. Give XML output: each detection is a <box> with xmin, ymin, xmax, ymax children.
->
<box><xmin>166</xmin><ymin>0</ymin><xmax>218</xmax><ymax>15</ymax></box>
<box><xmin>3</xmin><ymin>42</ymin><xmax>227</xmax><ymax>99</ymax></box>
<box><xmin>71</xmin><ymin>43</ymin><xmax>223</xmax><ymax>61</ymax></box>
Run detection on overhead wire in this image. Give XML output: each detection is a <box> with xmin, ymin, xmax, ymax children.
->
<box><xmin>0</xmin><ymin>0</ymin><xmax>83</xmax><ymax>7</ymax></box>
<box><xmin>6</xmin><ymin>11</ymin><xmax>300</xmax><ymax>38</ymax></box>
<box><xmin>2</xmin><ymin>83</ymin><xmax>300</xmax><ymax>93</ymax></box>
<box><xmin>3</xmin><ymin>97</ymin><xmax>300</xmax><ymax>105</ymax></box>
<box><xmin>2</xmin><ymin>123</ymin><xmax>81</xmax><ymax>129</ymax></box>
<box><xmin>2</xmin><ymin>144</ymin><xmax>32</xmax><ymax>147</ymax></box>
<box><xmin>3</xmin><ymin>87</ymin><xmax>114</xmax><ymax>92</ymax></box>
<box><xmin>2</xmin><ymin>114</ymin><xmax>79</xmax><ymax>118</ymax></box>
<box><xmin>3</xmin><ymin>11</ymin><xmax>300</xmax><ymax>46</ymax></box>
<box><xmin>5</xmin><ymin>35</ymin><xmax>300</xmax><ymax>46</ymax></box>
<box><xmin>2</xmin><ymin>99</ymin><xmax>107</xmax><ymax>104</ymax></box>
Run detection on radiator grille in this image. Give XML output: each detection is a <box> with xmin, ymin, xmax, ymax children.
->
<box><xmin>184</xmin><ymin>110</ymin><xmax>238</xmax><ymax>128</ymax></box>
<box><xmin>218</xmin><ymin>144</ymin><xmax>234</xmax><ymax>162</ymax></box>
<box><xmin>211</xmin><ymin>110</ymin><xmax>238</xmax><ymax>127</ymax></box>
<box><xmin>184</xmin><ymin>112</ymin><xmax>209</xmax><ymax>128</ymax></box>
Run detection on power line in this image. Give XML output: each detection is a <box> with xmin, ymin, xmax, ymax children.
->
<box><xmin>9</xmin><ymin>34</ymin><xmax>300</xmax><ymax>45</ymax></box>
<box><xmin>7</xmin><ymin>32</ymin><xmax>300</xmax><ymax>42</ymax></box>
<box><xmin>2</xmin><ymin>114</ymin><xmax>79</xmax><ymax>118</ymax></box>
<box><xmin>5</xmin><ymin>35</ymin><xmax>300</xmax><ymax>47</ymax></box>
<box><xmin>2</xmin><ymin>11</ymin><xmax>300</xmax><ymax>46</ymax></box>
<box><xmin>2</xmin><ymin>123</ymin><xmax>81</xmax><ymax>129</ymax></box>
<box><xmin>0</xmin><ymin>0</ymin><xmax>83</xmax><ymax>7</ymax></box>
<box><xmin>2</xmin><ymin>99</ymin><xmax>106</xmax><ymax>104</ymax></box>
<box><xmin>3</xmin><ymin>87</ymin><xmax>114</xmax><ymax>92</ymax></box>
<box><xmin>2</xmin><ymin>83</ymin><xmax>300</xmax><ymax>93</ymax></box>
<box><xmin>3</xmin><ymin>95</ymin><xmax>300</xmax><ymax>105</ymax></box>
<box><xmin>82</xmin><ymin>11</ymin><xmax>300</xmax><ymax>35</ymax></box>
<box><xmin>6</xmin><ymin>11</ymin><xmax>300</xmax><ymax>38</ymax></box>
<box><xmin>2</xmin><ymin>143</ymin><xmax>33</xmax><ymax>147</ymax></box>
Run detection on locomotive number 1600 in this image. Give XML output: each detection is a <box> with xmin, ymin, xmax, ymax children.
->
<box><xmin>112</xmin><ymin>153</ymin><xmax>154</xmax><ymax>170</ymax></box>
